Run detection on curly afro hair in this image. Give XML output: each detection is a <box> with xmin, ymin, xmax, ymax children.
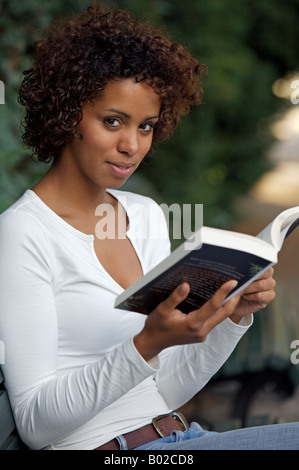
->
<box><xmin>19</xmin><ymin>5</ymin><xmax>207</xmax><ymax>162</ymax></box>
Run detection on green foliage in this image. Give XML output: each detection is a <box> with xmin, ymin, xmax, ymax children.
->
<box><xmin>1</xmin><ymin>0</ymin><xmax>298</xmax><ymax>230</ymax></box>
<box><xmin>0</xmin><ymin>0</ymin><xmax>92</xmax><ymax>209</ymax></box>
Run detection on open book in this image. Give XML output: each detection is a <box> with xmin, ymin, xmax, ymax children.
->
<box><xmin>115</xmin><ymin>206</ymin><xmax>299</xmax><ymax>315</ymax></box>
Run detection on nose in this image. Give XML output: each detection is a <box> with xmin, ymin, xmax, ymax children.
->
<box><xmin>117</xmin><ymin>130</ymin><xmax>139</xmax><ymax>157</ymax></box>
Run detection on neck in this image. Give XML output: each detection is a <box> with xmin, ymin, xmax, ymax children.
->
<box><xmin>32</xmin><ymin>156</ymin><xmax>111</xmax><ymax>218</ymax></box>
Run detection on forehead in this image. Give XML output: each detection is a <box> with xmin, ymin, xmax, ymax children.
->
<box><xmin>91</xmin><ymin>78</ymin><xmax>161</xmax><ymax>115</ymax></box>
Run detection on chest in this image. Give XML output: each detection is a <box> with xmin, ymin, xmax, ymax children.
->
<box><xmin>63</xmin><ymin>200</ymin><xmax>143</xmax><ymax>290</ymax></box>
<box><xmin>94</xmin><ymin>198</ymin><xmax>143</xmax><ymax>289</ymax></box>
<box><xmin>93</xmin><ymin>236</ymin><xmax>143</xmax><ymax>289</ymax></box>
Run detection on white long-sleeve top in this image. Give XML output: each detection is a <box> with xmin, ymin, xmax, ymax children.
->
<box><xmin>0</xmin><ymin>189</ymin><xmax>252</xmax><ymax>450</ymax></box>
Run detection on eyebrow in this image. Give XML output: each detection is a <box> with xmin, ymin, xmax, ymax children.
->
<box><xmin>105</xmin><ymin>108</ymin><xmax>159</xmax><ymax>120</ymax></box>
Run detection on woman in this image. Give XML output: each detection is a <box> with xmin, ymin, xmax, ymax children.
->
<box><xmin>0</xmin><ymin>6</ymin><xmax>296</xmax><ymax>450</ymax></box>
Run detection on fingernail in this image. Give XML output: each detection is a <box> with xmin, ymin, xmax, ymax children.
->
<box><xmin>178</xmin><ymin>283</ymin><xmax>188</xmax><ymax>294</ymax></box>
<box><xmin>227</xmin><ymin>280</ymin><xmax>238</xmax><ymax>292</ymax></box>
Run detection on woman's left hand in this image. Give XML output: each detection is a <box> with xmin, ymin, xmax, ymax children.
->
<box><xmin>230</xmin><ymin>267</ymin><xmax>276</xmax><ymax>322</ymax></box>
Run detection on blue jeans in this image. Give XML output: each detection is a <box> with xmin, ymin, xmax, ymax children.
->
<box><xmin>126</xmin><ymin>422</ymin><xmax>299</xmax><ymax>450</ymax></box>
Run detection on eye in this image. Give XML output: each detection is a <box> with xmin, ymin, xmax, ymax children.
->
<box><xmin>104</xmin><ymin>117</ymin><xmax>120</xmax><ymax>127</ymax></box>
<box><xmin>139</xmin><ymin>122</ymin><xmax>155</xmax><ymax>133</ymax></box>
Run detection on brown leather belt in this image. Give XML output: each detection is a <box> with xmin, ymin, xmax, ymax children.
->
<box><xmin>94</xmin><ymin>411</ymin><xmax>189</xmax><ymax>450</ymax></box>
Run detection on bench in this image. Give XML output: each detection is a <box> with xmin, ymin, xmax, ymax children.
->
<box><xmin>0</xmin><ymin>368</ymin><xmax>27</xmax><ymax>450</ymax></box>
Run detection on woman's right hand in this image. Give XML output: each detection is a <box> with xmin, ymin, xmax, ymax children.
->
<box><xmin>133</xmin><ymin>279</ymin><xmax>241</xmax><ymax>362</ymax></box>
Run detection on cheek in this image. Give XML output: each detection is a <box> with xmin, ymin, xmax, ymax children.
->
<box><xmin>81</xmin><ymin>129</ymin><xmax>116</xmax><ymax>154</ymax></box>
<box><xmin>141</xmin><ymin>136</ymin><xmax>154</xmax><ymax>156</ymax></box>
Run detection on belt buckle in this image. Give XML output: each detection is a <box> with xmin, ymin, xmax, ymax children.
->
<box><xmin>152</xmin><ymin>411</ymin><xmax>189</xmax><ymax>438</ymax></box>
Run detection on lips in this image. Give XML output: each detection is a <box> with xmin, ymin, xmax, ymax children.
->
<box><xmin>107</xmin><ymin>161</ymin><xmax>134</xmax><ymax>177</ymax></box>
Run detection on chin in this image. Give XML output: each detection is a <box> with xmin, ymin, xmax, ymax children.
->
<box><xmin>104</xmin><ymin>177</ymin><xmax>131</xmax><ymax>190</ymax></box>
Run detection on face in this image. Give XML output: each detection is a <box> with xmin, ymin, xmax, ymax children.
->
<box><xmin>63</xmin><ymin>78</ymin><xmax>161</xmax><ymax>191</ymax></box>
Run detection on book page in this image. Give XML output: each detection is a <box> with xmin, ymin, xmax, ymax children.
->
<box><xmin>258</xmin><ymin>207</ymin><xmax>299</xmax><ymax>250</ymax></box>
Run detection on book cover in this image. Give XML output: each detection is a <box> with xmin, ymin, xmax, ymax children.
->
<box><xmin>115</xmin><ymin>206</ymin><xmax>299</xmax><ymax>315</ymax></box>
<box><xmin>116</xmin><ymin>244</ymin><xmax>272</xmax><ymax>315</ymax></box>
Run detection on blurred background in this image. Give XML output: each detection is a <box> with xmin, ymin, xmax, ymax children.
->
<box><xmin>0</xmin><ymin>0</ymin><xmax>299</xmax><ymax>430</ymax></box>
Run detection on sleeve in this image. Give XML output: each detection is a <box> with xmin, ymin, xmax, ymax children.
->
<box><xmin>155</xmin><ymin>315</ymin><xmax>253</xmax><ymax>410</ymax></box>
<box><xmin>0</xmin><ymin>209</ymin><xmax>158</xmax><ymax>450</ymax></box>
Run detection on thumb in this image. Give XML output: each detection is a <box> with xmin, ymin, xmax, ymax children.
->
<box><xmin>159</xmin><ymin>282</ymin><xmax>190</xmax><ymax>312</ymax></box>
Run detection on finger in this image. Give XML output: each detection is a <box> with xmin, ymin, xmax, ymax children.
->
<box><xmin>242</xmin><ymin>276</ymin><xmax>276</xmax><ymax>295</ymax></box>
<box><xmin>256</xmin><ymin>267</ymin><xmax>275</xmax><ymax>280</ymax></box>
<box><xmin>190</xmin><ymin>287</ymin><xmax>242</xmax><ymax>339</ymax></box>
<box><xmin>207</xmin><ymin>293</ymin><xmax>242</xmax><ymax>328</ymax></box>
<box><xmin>158</xmin><ymin>282</ymin><xmax>190</xmax><ymax>313</ymax></box>
<box><xmin>241</xmin><ymin>288</ymin><xmax>276</xmax><ymax>304</ymax></box>
<box><xmin>206</xmin><ymin>279</ymin><xmax>239</xmax><ymax>311</ymax></box>
<box><xmin>192</xmin><ymin>279</ymin><xmax>239</xmax><ymax>323</ymax></box>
